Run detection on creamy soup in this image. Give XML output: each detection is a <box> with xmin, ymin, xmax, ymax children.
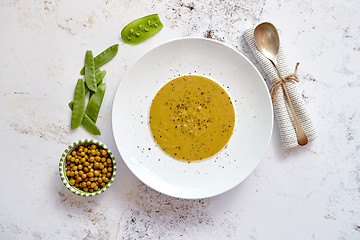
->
<box><xmin>149</xmin><ymin>75</ymin><xmax>235</xmax><ymax>161</ymax></box>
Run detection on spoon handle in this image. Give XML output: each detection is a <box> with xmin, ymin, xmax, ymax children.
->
<box><xmin>280</xmin><ymin>82</ymin><xmax>308</xmax><ymax>146</ymax></box>
<box><xmin>273</xmin><ymin>61</ymin><xmax>308</xmax><ymax>146</ymax></box>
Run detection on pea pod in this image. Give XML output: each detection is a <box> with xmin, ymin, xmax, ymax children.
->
<box><xmin>71</xmin><ymin>79</ymin><xmax>85</xmax><ymax>130</ymax></box>
<box><xmin>68</xmin><ymin>102</ymin><xmax>100</xmax><ymax>135</ymax></box>
<box><xmin>86</xmin><ymin>82</ymin><xmax>106</xmax><ymax>123</ymax></box>
<box><xmin>121</xmin><ymin>14</ymin><xmax>163</xmax><ymax>45</ymax></box>
<box><xmin>81</xmin><ymin>114</ymin><xmax>101</xmax><ymax>135</ymax></box>
<box><xmin>68</xmin><ymin>101</ymin><xmax>74</xmax><ymax>109</ymax></box>
<box><xmin>85</xmin><ymin>50</ymin><xmax>97</xmax><ymax>92</ymax></box>
<box><xmin>89</xmin><ymin>69</ymin><xmax>106</xmax><ymax>98</ymax></box>
<box><xmin>95</xmin><ymin>70</ymin><xmax>106</xmax><ymax>85</ymax></box>
<box><xmin>80</xmin><ymin>44</ymin><xmax>119</xmax><ymax>75</ymax></box>
<box><xmin>84</xmin><ymin>70</ymin><xmax>107</xmax><ymax>93</ymax></box>
<box><xmin>88</xmin><ymin>70</ymin><xmax>106</xmax><ymax>103</ymax></box>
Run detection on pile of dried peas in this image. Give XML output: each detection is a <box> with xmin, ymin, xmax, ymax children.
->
<box><xmin>66</xmin><ymin>144</ymin><xmax>113</xmax><ymax>192</ymax></box>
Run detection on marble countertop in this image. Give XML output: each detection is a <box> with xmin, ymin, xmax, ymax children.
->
<box><xmin>1</xmin><ymin>0</ymin><xmax>359</xmax><ymax>239</ymax></box>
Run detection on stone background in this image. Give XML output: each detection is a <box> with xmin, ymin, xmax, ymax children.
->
<box><xmin>0</xmin><ymin>0</ymin><xmax>359</xmax><ymax>239</ymax></box>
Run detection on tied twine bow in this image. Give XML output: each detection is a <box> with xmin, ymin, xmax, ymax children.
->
<box><xmin>269</xmin><ymin>62</ymin><xmax>300</xmax><ymax>103</ymax></box>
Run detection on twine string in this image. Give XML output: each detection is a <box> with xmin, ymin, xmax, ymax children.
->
<box><xmin>269</xmin><ymin>62</ymin><xmax>300</xmax><ymax>103</ymax></box>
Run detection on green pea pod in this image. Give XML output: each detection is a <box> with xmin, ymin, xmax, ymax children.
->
<box><xmin>86</xmin><ymin>82</ymin><xmax>106</xmax><ymax>123</ymax></box>
<box><xmin>82</xmin><ymin>114</ymin><xmax>101</xmax><ymax>135</ymax></box>
<box><xmin>84</xmin><ymin>82</ymin><xmax>89</xmax><ymax>93</ymax></box>
<box><xmin>84</xmin><ymin>70</ymin><xmax>106</xmax><ymax>94</ymax></box>
<box><xmin>95</xmin><ymin>70</ymin><xmax>106</xmax><ymax>85</ymax></box>
<box><xmin>80</xmin><ymin>44</ymin><xmax>119</xmax><ymax>75</ymax></box>
<box><xmin>85</xmin><ymin>50</ymin><xmax>97</xmax><ymax>92</ymax></box>
<box><xmin>121</xmin><ymin>14</ymin><xmax>163</xmax><ymax>45</ymax></box>
<box><xmin>68</xmin><ymin>101</ymin><xmax>74</xmax><ymax>109</ymax></box>
<box><xmin>89</xmin><ymin>70</ymin><xmax>106</xmax><ymax>98</ymax></box>
<box><xmin>68</xmin><ymin>102</ymin><xmax>101</xmax><ymax>135</ymax></box>
<box><xmin>71</xmin><ymin>79</ymin><xmax>85</xmax><ymax>130</ymax></box>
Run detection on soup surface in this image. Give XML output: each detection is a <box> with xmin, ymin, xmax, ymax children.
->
<box><xmin>149</xmin><ymin>75</ymin><xmax>235</xmax><ymax>161</ymax></box>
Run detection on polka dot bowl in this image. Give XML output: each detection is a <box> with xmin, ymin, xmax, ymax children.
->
<box><xmin>59</xmin><ymin>139</ymin><xmax>116</xmax><ymax>197</ymax></box>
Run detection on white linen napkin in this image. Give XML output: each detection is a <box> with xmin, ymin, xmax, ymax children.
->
<box><xmin>244</xmin><ymin>27</ymin><xmax>316</xmax><ymax>148</ymax></box>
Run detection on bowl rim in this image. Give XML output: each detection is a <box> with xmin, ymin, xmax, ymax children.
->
<box><xmin>58</xmin><ymin>139</ymin><xmax>117</xmax><ymax>197</ymax></box>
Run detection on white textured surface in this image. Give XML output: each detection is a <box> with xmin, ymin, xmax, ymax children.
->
<box><xmin>0</xmin><ymin>0</ymin><xmax>359</xmax><ymax>239</ymax></box>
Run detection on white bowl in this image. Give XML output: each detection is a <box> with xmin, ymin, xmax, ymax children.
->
<box><xmin>112</xmin><ymin>38</ymin><xmax>273</xmax><ymax>199</ymax></box>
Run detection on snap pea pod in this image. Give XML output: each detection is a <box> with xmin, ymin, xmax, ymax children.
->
<box><xmin>121</xmin><ymin>14</ymin><xmax>163</xmax><ymax>45</ymax></box>
<box><xmin>81</xmin><ymin>114</ymin><xmax>101</xmax><ymax>135</ymax></box>
<box><xmin>80</xmin><ymin>44</ymin><xmax>119</xmax><ymax>75</ymax></box>
<box><xmin>84</xmin><ymin>70</ymin><xmax>106</xmax><ymax>93</ymax></box>
<box><xmin>68</xmin><ymin>102</ymin><xmax>101</xmax><ymax>135</ymax></box>
<box><xmin>69</xmin><ymin>71</ymin><xmax>106</xmax><ymax>118</ymax></box>
<box><xmin>70</xmin><ymin>79</ymin><xmax>85</xmax><ymax>130</ymax></box>
<box><xmin>95</xmin><ymin>69</ymin><xmax>106</xmax><ymax>85</ymax></box>
<box><xmin>85</xmin><ymin>50</ymin><xmax>97</xmax><ymax>92</ymax></box>
<box><xmin>89</xmin><ymin>70</ymin><xmax>105</xmax><ymax>99</ymax></box>
<box><xmin>86</xmin><ymin>82</ymin><xmax>106</xmax><ymax>123</ymax></box>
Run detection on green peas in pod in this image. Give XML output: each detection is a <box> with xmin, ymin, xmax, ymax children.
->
<box><xmin>121</xmin><ymin>14</ymin><xmax>163</xmax><ymax>45</ymax></box>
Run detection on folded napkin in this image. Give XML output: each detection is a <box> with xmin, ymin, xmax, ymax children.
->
<box><xmin>244</xmin><ymin>27</ymin><xmax>316</xmax><ymax>148</ymax></box>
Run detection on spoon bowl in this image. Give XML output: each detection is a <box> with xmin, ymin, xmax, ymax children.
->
<box><xmin>254</xmin><ymin>23</ymin><xmax>280</xmax><ymax>62</ymax></box>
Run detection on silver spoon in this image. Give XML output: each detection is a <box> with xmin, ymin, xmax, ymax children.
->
<box><xmin>254</xmin><ymin>22</ymin><xmax>308</xmax><ymax>146</ymax></box>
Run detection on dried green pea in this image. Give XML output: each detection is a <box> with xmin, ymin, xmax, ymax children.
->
<box><xmin>80</xmin><ymin>44</ymin><xmax>119</xmax><ymax>75</ymax></box>
<box><xmin>121</xmin><ymin>14</ymin><xmax>163</xmax><ymax>45</ymax></box>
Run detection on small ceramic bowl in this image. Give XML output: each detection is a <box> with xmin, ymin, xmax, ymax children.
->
<box><xmin>59</xmin><ymin>139</ymin><xmax>116</xmax><ymax>197</ymax></box>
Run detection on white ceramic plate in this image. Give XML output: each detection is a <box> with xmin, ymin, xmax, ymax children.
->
<box><xmin>112</xmin><ymin>38</ymin><xmax>273</xmax><ymax>199</ymax></box>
